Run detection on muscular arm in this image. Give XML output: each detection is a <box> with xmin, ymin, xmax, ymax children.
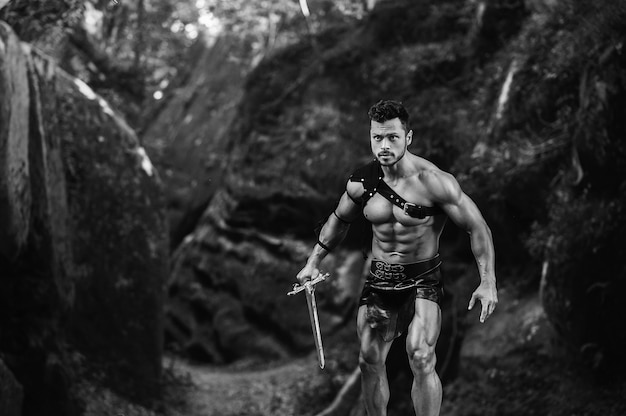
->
<box><xmin>423</xmin><ymin>170</ymin><xmax>498</xmax><ymax>321</ymax></box>
<box><xmin>446</xmin><ymin>193</ymin><xmax>495</xmax><ymax>286</ymax></box>
<box><xmin>297</xmin><ymin>186</ymin><xmax>361</xmax><ymax>282</ymax></box>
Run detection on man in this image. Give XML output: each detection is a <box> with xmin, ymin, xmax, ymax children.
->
<box><xmin>296</xmin><ymin>100</ymin><xmax>498</xmax><ymax>416</ymax></box>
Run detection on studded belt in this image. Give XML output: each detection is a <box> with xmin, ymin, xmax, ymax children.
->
<box><xmin>369</xmin><ymin>255</ymin><xmax>442</xmax><ymax>290</ymax></box>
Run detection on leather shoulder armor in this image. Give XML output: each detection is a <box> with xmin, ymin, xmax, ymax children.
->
<box><xmin>348</xmin><ymin>160</ymin><xmax>383</xmax><ymax>204</ymax></box>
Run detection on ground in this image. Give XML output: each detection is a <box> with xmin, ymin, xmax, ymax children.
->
<box><xmin>160</xmin><ymin>356</ymin><xmax>339</xmax><ymax>416</ymax></box>
<box><xmin>79</xmin><ymin>286</ymin><xmax>626</xmax><ymax>416</ymax></box>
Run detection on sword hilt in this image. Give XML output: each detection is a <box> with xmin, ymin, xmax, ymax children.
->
<box><xmin>287</xmin><ymin>273</ymin><xmax>330</xmax><ymax>296</ymax></box>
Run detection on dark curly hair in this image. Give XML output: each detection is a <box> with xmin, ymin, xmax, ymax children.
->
<box><xmin>367</xmin><ymin>100</ymin><xmax>410</xmax><ymax>131</ymax></box>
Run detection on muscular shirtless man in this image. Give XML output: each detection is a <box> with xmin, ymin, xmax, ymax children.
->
<box><xmin>296</xmin><ymin>100</ymin><xmax>498</xmax><ymax>416</ymax></box>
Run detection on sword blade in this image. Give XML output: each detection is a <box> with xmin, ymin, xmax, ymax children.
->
<box><xmin>305</xmin><ymin>284</ymin><xmax>325</xmax><ymax>369</ymax></box>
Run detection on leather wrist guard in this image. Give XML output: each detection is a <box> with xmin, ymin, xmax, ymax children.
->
<box><xmin>316</xmin><ymin>240</ymin><xmax>334</xmax><ymax>252</ymax></box>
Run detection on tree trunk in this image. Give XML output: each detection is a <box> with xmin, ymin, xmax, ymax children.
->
<box><xmin>134</xmin><ymin>0</ymin><xmax>144</xmax><ymax>68</ymax></box>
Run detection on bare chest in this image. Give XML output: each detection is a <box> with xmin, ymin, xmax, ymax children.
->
<box><xmin>362</xmin><ymin>179</ymin><xmax>437</xmax><ymax>226</ymax></box>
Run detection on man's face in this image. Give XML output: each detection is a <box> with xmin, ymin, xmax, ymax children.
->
<box><xmin>370</xmin><ymin>118</ymin><xmax>412</xmax><ymax>166</ymax></box>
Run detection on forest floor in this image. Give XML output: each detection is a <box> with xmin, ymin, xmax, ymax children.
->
<box><xmin>81</xmin><ymin>286</ymin><xmax>626</xmax><ymax>416</ymax></box>
<box><xmin>159</xmin><ymin>356</ymin><xmax>335</xmax><ymax>416</ymax></box>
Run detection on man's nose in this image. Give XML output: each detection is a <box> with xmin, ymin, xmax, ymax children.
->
<box><xmin>381</xmin><ymin>138</ymin><xmax>390</xmax><ymax>149</ymax></box>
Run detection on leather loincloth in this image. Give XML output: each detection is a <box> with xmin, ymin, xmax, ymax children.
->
<box><xmin>359</xmin><ymin>255</ymin><xmax>443</xmax><ymax>342</ymax></box>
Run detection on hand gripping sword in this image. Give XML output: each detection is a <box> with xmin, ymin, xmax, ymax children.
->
<box><xmin>287</xmin><ymin>273</ymin><xmax>330</xmax><ymax>369</ymax></box>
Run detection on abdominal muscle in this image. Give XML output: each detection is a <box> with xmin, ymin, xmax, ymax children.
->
<box><xmin>371</xmin><ymin>222</ymin><xmax>441</xmax><ymax>263</ymax></box>
<box><xmin>364</xmin><ymin>197</ymin><xmax>446</xmax><ymax>263</ymax></box>
<box><xmin>362</xmin><ymin>191</ymin><xmax>447</xmax><ymax>263</ymax></box>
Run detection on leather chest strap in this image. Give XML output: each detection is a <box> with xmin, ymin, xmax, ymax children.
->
<box><xmin>377</xmin><ymin>181</ymin><xmax>444</xmax><ymax>219</ymax></box>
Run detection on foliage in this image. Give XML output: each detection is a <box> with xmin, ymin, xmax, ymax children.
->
<box><xmin>205</xmin><ymin>0</ymin><xmax>366</xmax><ymax>35</ymax></box>
<box><xmin>1</xmin><ymin>0</ymin><xmax>368</xmax><ymax>129</ymax></box>
<box><xmin>521</xmin><ymin>2</ymin><xmax>626</xmax><ymax>257</ymax></box>
<box><xmin>451</xmin><ymin>0</ymin><xmax>626</xmax><ymax>371</ymax></box>
<box><xmin>460</xmin><ymin>0</ymin><xmax>626</xmax><ymax>227</ymax></box>
<box><xmin>443</xmin><ymin>346</ymin><xmax>626</xmax><ymax>416</ymax></box>
<box><xmin>0</xmin><ymin>0</ymin><xmax>84</xmax><ymax>41</ymax></box>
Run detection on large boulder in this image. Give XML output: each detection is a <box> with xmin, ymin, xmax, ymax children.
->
<box><xmin>0</xmin><ymin>359</ymin><xmax>23</xmax><ymax>416</ymax></box>
<box><xmin>0</xmin><ymin>20</ymin><xmax>168</xmax><ymax>413</ymax></box>
<box><xmin>0</xmin><ymin>20</ymin><xmax>30</xmax><ymax>260</ymax></box>
<box><xmin>141</xmin><ymin>34</ymin><xmax>251</xmax><ymax>249</ymax></box>
<box><xmin>463</xmin><ymin>2</ymin><xmax>626</xmax><ymax>374</ymax></box>
<box><xmin>165</xmin><ymin>188</ymin><xmax>367</xmax><ymax>362</ymax></box>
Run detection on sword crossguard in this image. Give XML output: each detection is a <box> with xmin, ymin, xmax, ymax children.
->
<box><xmin>288</xmin><ymin>272</ymin><xmax>329</xmax><ymax>369</ymax></box>
<box><xmin>287</xmin><ymin>273</ymin><xmax>330</xmax><ymax>296</ymax></box>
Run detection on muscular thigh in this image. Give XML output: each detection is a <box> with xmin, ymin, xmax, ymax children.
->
<box><xmin>406</xmin><ymin>299</ymin><xmax>441</xmax><ymax>353</ymax></box>
<box><xmin>357</xmin><ymin>305</ymin><xmax>393</xmax><ymax>363</ymax></box>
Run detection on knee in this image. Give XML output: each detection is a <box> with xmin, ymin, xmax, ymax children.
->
<box><xmin>359</xmin><ymin>348</ymin><xmax>384</xmax><ymax>371</ymax></box>
<box><xmin>408</xmin><ymin>348</ymin><xmax>436</xmax><ymax>374</ymax></box>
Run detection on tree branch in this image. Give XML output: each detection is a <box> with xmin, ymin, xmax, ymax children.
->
<box><xmin>314</xmin><ymin>367</ymin><xmax>362</xmax><ymax>416</ymax></box>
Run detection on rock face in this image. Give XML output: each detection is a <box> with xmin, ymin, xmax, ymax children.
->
<box><xmin>0</xmin><ymin>20</ymin><xmax>30</xmax><ymax>260</ymax></box>
<box><xmin>156</xmin><ymin>0</ymin><xmax>484</xmax><ymax>364</ymax></box>
<box><xmin>0</xmin><ymin>359</ymin><xmax>22</xmax><ymax>416</ymax></box>
<box><xmin>473</xmin><ymin>2</ymin><xmax>626</xmax><ymax>374</ymax></box>
<box><xmin>0</xmin><ymin>21</ymin><xmax>168</xmax><ymax>413</ymax></box>
<box><xmin>165</xmin><ymin>190</ymin><xmax>367</xmax><ymax>361</ymax></box>
<box><xmin>147</xmin><ymin>0</ymin><xmax>626</xmax><ymax>380</ymax></box>
<box><xmin>141</xmin><ymin>35</ymin><xmax>250</xmax><ymax>249</ymax></box>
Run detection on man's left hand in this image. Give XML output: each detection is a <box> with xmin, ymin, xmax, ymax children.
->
<box><xmin>468</xmin><ymin>281</ymin><xmax>498</xmax><ymax>323</ymax></box>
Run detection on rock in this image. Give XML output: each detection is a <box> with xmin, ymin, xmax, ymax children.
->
<box><xmin>41</xmin><ymin>60</ymin><xmax>168</xmax><ymax>398</ymax></box>
<box><xmin>0</xmin><ymin>21</ymin><xmax>31</xmax><ymax>260</ymax></box>
<box><xmin>160</xmin><ymin>0</ymin><xmax>484</xmax><ymax>365</ymax></box>
<box><xmin>141</xmin><ymin>34</ymin><xmax>250</xmax><ymax>249</ymax></box>
<box><xmin>164</xmin><ymin>202</ymin><xmax>365</xmax><ymax>363</ymax></box>
<box><xmin>540</xmin><ymin>223</ymin><xmax>626</xmax><ymax>375</ymax></box>
<box><xmin>0</xmin><ymin>359</ymin><xmax>23</xmax><ymax>416</ymax></box>
<box><xmin>0</xmin><ymin>20</ymin><xmax>169</xmax><ymax>407</ymax></box>
<box><xmin>461</xmin><ymin>289</ymin><xmax>554</xmax><ymax>361</ymax></box>
<box><xmin>476</xmin><ymin>0</ymin><xmax>528</xmax><ymax>43</ymax></box>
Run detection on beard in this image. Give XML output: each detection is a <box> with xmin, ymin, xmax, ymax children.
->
<box><xmin>377</xmin><ymin>149</ymin><xmax>404</xmax><ymax>166</ymax></box>
<box><xmin>377</xmin><ymin>154</ymin><xmax>395</xmax><ymax>166</ymax></box>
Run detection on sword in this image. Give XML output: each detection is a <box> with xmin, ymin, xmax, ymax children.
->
<box><xmin>287</xmin><ymin>273</ymin><xmax>329</xmax><ymax>369</ymax></box>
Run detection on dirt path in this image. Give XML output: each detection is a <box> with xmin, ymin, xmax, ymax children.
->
<box><xmin>83</xmin><ymin>289</ymin><xmax>626</xmax><ymax>416</ymax></box>
<box><xmin>164</xmin><ymin>355</ymin><xmax>330</xmax><ymax>416</ymax></box>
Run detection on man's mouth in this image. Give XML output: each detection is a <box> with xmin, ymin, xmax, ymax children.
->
<box><xmin>378</xmin><ymin>153</ymin><xmax>392</xmax><ymax>157</ymax></box>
